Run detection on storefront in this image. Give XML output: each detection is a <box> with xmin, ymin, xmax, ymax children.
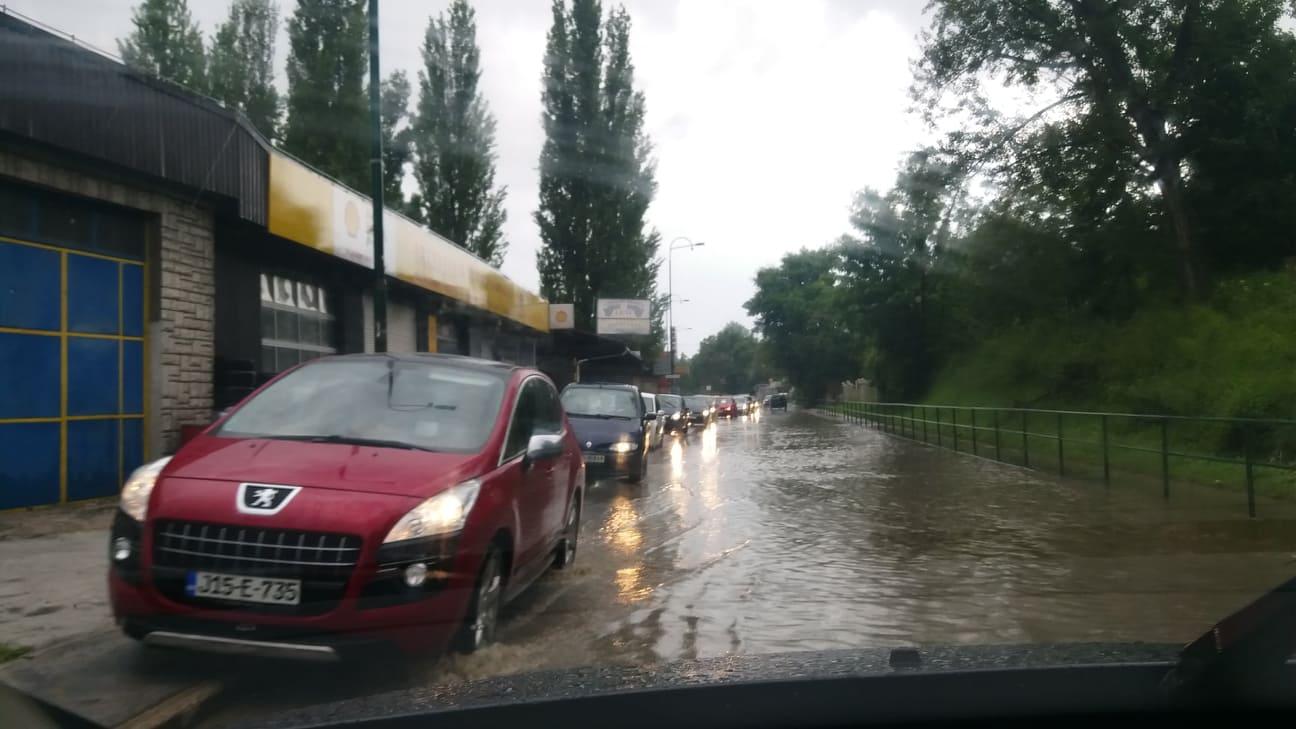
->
<box><xmin>1</xmin><ymin>11</ymin><xmax>551</xmax><ymax>509</ymax></box>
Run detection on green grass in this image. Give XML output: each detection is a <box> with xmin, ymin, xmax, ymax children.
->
<box><xmin>828</xmin><ymin>271</ymin><xmax>1296</xmax><ymax>504</ymax></box>
<box><xmin>0</xmin><ymin>643</ymin><xmax>29</xmax><ymax>664</ymax></box>
<box><xmin>885</xmin><ymin>271</ymin><xmax>1296</xmax><ymax>499</ymax></box>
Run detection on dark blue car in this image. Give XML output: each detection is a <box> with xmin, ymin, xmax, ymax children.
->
<box><xmin>560</xmin><ymin>383</ymin><xmax>652</xmax><ymax>483</ymax></box>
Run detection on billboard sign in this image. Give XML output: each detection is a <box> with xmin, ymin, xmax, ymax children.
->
<box><xmin>596</xmin><ymin>298</ymin><xmax>651</xmax><ymax>336</ymax></box>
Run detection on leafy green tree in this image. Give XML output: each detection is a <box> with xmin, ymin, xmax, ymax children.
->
<box><xmin>381</xmin><ymin>70</ymin><xmax>415</xmax><ymax>214</ymax></box>
<box><xmin>412</xmin><ymin>0</ymin><xmax>508</xmax><ymax>266</ymax></box>
<box><xmin>118</xmin><ymin>0</ymin><xmax>207</xmax><ymax>91</ymax></box>
<box><xmin>535</xmin><ymin>1</ymin><xmax>663</xmax><ymax>351</ymax></box>
<box><xmin>283</xmin><ymin>0</ymin><xmax>368</xmax><ymax>191</ymax></box>
<box><xmin>746</xmin><ymin>249</ymin><xmax>861</xmax><ymax>405</ymax></box>
<box><xmin>208</xmin><ymin>0</ymin><xmax>281</xmax><ymax>140</ymax></box>
<box><xmin>686</xmin><ymin>323</ymin><xmax>768</xmax><ymax>395</ymax></box>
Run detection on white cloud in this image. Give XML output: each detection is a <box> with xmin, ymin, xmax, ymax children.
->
<box><xmin>5</xmin><ymin>0</ymin><xmax>928</xmax><ymax>354</ymax></box>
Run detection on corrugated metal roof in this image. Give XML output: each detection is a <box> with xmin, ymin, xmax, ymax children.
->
<box><xmin>0</xmin><ymin>11</ymin><xmax>269</xmax><ymax>224</ymax></box>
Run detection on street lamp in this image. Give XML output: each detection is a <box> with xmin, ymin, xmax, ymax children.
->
<box><xmin>668</xmin><ymin>237</ymin><xmax>704</xmax><ymax>374</ymax></box>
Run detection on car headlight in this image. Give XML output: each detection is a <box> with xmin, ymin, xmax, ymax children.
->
<box><xmin>671</xmin><ymin>412</ymin><xmax>681</xmax><ymax>420</ymax></box>
<box><xmin>383</xmin><ymin>479</ymin><xmax>482</xmax><ymax>543</ymax></box>
<box><xmin>609</xmin><ymin>441</ymin><xmax>636</xmax><ymax>453</ymax></box>
<box><xmin>120</xmin><ymin>457</ymin><xmax>172</xmax><ymax>521</ymax></box>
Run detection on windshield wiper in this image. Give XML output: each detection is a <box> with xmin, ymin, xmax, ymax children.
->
<box><xmin>262</xmin><ymin>434</ymin><xmax>432</xmax><ymax>451</ymax></box>
<box><xmin>566</xmin><ymin>412</ymin><xmax>630</xmax><ymax>419</ymax></box>
<box><xmin>1163</xmin><ymin>574</ymin><xmax>1296</xmax><ymax>705</ymax></box>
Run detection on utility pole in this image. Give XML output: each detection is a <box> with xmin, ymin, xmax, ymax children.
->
<box><xmin>367</xmin><ymin>0</ymin><xmax>387</xmax><ymax>352</ymax></box>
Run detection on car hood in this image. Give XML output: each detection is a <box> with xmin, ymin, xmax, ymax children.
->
<box><xmin>567</xmin><ymin>415</ymin><xmax>642</xmax><ymax>449</ymax></box>
<box><xmin>163</xmin><ymin>435</ymin><xmax>485</xmax><ymax>498</ymax></box>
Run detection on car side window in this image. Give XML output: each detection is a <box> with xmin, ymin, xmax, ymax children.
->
<box><xmin>503</xmin><ymin>381</ymin><xmax>538</xmax><ymax>461</ymax></box>
<box><xmin>532</xmin><ymin>380</ymin><xmax>563</xmax><ymax>436</ymax></box>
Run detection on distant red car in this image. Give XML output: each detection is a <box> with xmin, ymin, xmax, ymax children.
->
<box><xmin>716</xmin><ymin>397</ymin><xmax>738</xmax><ymax>418</ymax></box>
<box><xmin>109</xmin><ymin>354</ymin><xmax>584</xmax><ymax>659</ymax></box>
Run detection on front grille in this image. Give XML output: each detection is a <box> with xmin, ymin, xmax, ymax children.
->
<box><xmin>151</xmin><ymin>520</ymin><xmax>362</xmax><ymax>615</ymax></box>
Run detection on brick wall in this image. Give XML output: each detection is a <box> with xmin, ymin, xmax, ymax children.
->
<box><xmin>0</xmin><ymin>148</ymin><xmax>216</xmax><ymax>455</ymax></box>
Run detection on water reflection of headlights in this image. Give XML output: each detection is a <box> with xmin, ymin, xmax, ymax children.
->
<box><xmin>671</xmin><ymin>412</ymin><xmax>681</xmax><ymax>420</ymax></box>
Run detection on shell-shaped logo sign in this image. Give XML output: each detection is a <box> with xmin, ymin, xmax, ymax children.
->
<box><xmin>555</xmin><ymin>309</ymin><xmax>569</xmax><ymax>324</ymax></box>
<box><xmin>344</xmin><ymin>200</ymin><xmax>361</xmax><ymax>237</ymax></box>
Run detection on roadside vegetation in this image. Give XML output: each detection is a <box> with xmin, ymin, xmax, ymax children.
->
<box><xmin>0</xmin><ymin>642</ymin><xmax>30</xmax><ymax>664</ymax></box>
<box><xmin>746</xmin><ymin>2</ymin><xmax>1296</xmax><ymax>418</ymax></box>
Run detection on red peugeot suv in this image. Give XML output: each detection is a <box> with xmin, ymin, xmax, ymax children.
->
<box><xmin>108</xmin><ymin>354</ymin><xmax>584</xmax><ymax>659</ymax></box>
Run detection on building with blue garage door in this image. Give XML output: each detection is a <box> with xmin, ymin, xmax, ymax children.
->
<box><xmin>0</xmin><ymin>10</ymin><xmax>556</xmax><ymax>510</ymax></box>
<box><xmin>0</xmin><ymin>185</ymin><xmax>148</xmax><ymax>506</ymax></box>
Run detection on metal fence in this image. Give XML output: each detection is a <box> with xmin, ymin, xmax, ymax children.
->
<box><xmin>823</xmin><ymin>402</ymin><xmax>1296</xmax><ymax>517</ymax></box>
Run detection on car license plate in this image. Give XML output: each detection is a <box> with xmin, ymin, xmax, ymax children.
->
<box><xmin>584</xmin><ymin>453</ymin><xmax>605</xmax><ymax>464</ymax></box>
<box><xmin>186</xmin><ymin>571</ymin><xmax>301</xmax><ymax>605</ymax></box>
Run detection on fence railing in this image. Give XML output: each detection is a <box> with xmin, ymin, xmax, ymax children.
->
<box><xmin>822</xmin><ymin>402</ymin><xmax>1296</xmax><ymax>517</ymax></box>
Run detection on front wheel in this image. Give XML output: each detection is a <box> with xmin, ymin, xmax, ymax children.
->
<box><xmin>627</xmin><ymin>449</ymin><xmax>646</xmax><ymax>483</ymax></box>
<box><xmin>456</xmin><ymin>548</ymin><xmax>502</xmax><ymax>653</ymax></box>
<box><xmin>554</xmin><ymin>493</ymin><xmax>580</xmax><ymax>569</ymax></box>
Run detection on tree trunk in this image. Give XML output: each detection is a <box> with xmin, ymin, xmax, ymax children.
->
<box><xmin>1072</xmin><ymin>0</ymin><xmax>1205</xmax><ymax>300</ymax></box>
<box><xmin>1155</xmin><ymin>160</ymin><xmax>1201</xmax><ymax>300</ymax></box>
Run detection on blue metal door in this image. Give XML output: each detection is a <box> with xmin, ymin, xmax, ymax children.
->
<box><xmin>0</xmin><ymin>237</ymin><xmax>145</xmax><ymax>508</ymax></box>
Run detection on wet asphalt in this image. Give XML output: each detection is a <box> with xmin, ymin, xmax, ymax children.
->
<box><xmin>199</xmin><ymin>408</ymin><xmax>1296</xmax><ymax>727</ymax></box>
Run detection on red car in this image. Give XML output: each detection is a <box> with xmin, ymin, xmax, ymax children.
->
<box><xmin>108</xmin><ymin>354</ymin><xmax>585</xmax><ymax>660</ymax></box>
<box><xmin>715</xmin><ymin>397</ymin><xmax>738</xmax><ymax>418</ymax></box>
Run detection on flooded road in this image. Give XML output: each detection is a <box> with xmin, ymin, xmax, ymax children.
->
<box><xmin>204</xmin><ymin>408</ymin><xmax>1296</xmax><ymax>725</ymax></box>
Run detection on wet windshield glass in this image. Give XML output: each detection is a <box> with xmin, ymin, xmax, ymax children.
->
<box><xmin>217</xmin><ymin>359</ymin><xmax>505</xmax><ymax>452</ymax></box>
<box><xmin>561</xmin><ymin>388</ymin><xmax>639</xmax><ymax>419</ymax></box>
<box><xmin>14</xmin><ymin>0</ymin><xmax>1296</xmax><ymax>724</ymax></box>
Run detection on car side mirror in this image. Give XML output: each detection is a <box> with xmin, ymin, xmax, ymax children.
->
<box><xmin>525</xmin><ymin>434</ymin><xmax>564</xmax><ymax>467</ymax></box>
<box><xmin>644</xmin><ymin>412</ymin><xmax>657</xmax><ymax>421</ymax></box>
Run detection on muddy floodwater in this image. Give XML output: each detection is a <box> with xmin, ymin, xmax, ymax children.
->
<box><xmin>202</xmin><ymin>409</ymin><xmax>1296</xmax><ymax>725</ymax></box>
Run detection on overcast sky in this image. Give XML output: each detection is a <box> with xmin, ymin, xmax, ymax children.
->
<box><xmin>10</xmin><ymin>0</ymin><xmax>930</xmax><ymax>355</ymax></box>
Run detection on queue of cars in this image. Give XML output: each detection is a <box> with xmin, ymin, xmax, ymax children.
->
<box><xmin>108</xmin><ymin>354</ymin><xmax>782</xmax><ymax>663</ymax></box>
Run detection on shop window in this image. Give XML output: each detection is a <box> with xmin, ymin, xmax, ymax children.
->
<box><xmin>259</xmin><ymin>274</ymin><xmax>336</xmax><ymax>374</ymax></box>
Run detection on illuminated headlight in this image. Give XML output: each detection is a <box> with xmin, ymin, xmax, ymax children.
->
<box><xmin>671</xmin><ymin>412</ymin><xmax>681</xmax><ymax>421</ymax></box>
<box><xmin>404</xmin><ymin>562</ymin><xmax>428</xmax><ymax>587</ymax></box>
<box><xmin>112</xmin><ymin>537</ymin><xmax>133</xmax><ymax>562</ymax></box>
<box><xmin>609</xmin><ymin>441</ymin><xmax>636</xmax><ymax>454</ymax></box>
<box><xmin>119</xmin><ymin>457</ymin><xmax>172</xmax><ymax>521</ymax></box>
<box><xmin>383</xmin><ymin>479</ymin><xmax>481</xmax><ymax>542</ymax></box>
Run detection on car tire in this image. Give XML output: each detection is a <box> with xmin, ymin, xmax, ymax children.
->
<box><xmin>628</xmin><ymin>450</ymin><xmax>646</xmax><ymax>484</ymax></box>
<box><xmin>457</xmin><ymin>548</ymin><xmax>503</xmax><ymax>654</ymax></box>
<box><xmin>554</xmin><ymin>493</ymin><xmax>580</xmax><ymax>569</ymax></box>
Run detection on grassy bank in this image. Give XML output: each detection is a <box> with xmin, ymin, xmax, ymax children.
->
<box><xmin>837</xmin><ymin>272</ymin><xmax>1296</xmax><ymax>501</ymax></box>
<box><xmin>0</xmin><ymin>642</ymin><xmax>29</xmax><ymax>664</ymax></box>
<box><xmin>925</xmin><ymin>272</ymin><xmax>1296</xmax><ymax>422</ymax></box>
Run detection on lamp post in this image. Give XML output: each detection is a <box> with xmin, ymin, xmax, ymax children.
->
<box><xmin>367</xmin><ymin>0</ymin><xmax>387</xmax><ymax>352</ymax></box>
<box><xmin>668</xmin><ymin>237</ymin><xmax>704</xmax><ymax>374</ymax></box>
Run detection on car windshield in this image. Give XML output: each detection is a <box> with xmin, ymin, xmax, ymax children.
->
<box><xmin>217</xmin><ymin>358</ymin><xmax>505</xmax><ymax>452</ymax></box>
<box><xmin>561</xmin><ymin>387</ymin><xmax>639</xmax><ymax>419</ymax></box>
<box><xmin>13</xmin><ymin>0</ymin><xmax>1296</xmax><ymax>725</ymax></box>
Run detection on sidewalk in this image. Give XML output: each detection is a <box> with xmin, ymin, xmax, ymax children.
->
<box><xmin>0</xmin><ymin>499</ymin><xmax>227</xmax><ymax>728</ymax></box>
<box><xmin>0</xmin><ymin>498</ymin><xmax>117</xmax><ymax>651</ymax></box>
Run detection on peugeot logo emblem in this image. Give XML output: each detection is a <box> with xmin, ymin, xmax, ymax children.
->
<box><xmin>236</xmin><ymin>483</ymin><xmax>301</xmax><ymax>515</ymax></box>
<box><xmin>585</xmin><ymin>441</ymin><xmax>592</xmax><ymax>448</ymax></box>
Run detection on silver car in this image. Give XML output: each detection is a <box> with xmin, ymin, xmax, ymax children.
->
<box><xmin>641</xmin><ymin>392</ymin><xmax>666</xmax><ymax>450</ymax></box>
